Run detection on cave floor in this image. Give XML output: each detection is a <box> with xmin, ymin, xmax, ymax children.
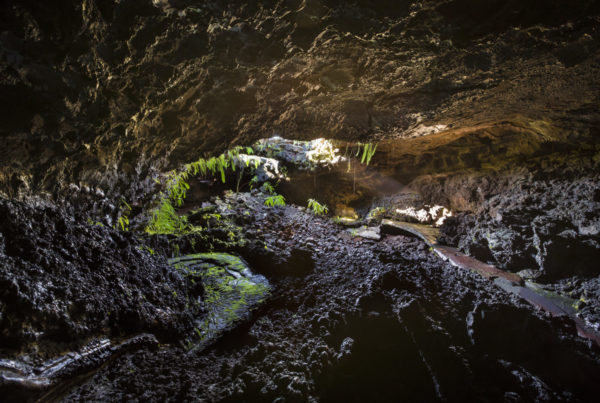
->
<box><xmin>55</xmin><ymin>192</ymin><xmax>600</xmax><ymax>402</ymax></box>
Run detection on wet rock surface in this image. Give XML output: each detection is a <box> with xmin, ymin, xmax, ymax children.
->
<box><xmin>0</xmin><ymin>197</ymin><xmax>197</xmax><ymax>359</ymax></box>
<box><xmin>168</xmin><ymin>253</ymin><xmax>270</xmax><ymax>350</ymax></box>
<box><xmin>1</xmin><ymin>0</ymin><xmax>600</xmax><ymax>401</ymax></box>
<box><xmin>434</xmin><ymin>169</ymin><xmax>600</xmax><ymax>332</ymax></box>
<box><xmin>0</xmin><ymin>185</ymin><xmax>599</xmax><ymax>401</ymax></box>
<box><xmin>440</xmin><ymin>174</ymin><xmax>600</xmax><ymax>281</ymax></box>
<box><xmin>57</xmin><ymin>192</ymin><xmax>600</xmax><ymax>401</ymax></box>
<box><xmin>1</xmin><ymin>333</ymin><xmax>158</xmax><ymax>401</ymax></box>
<box><xmin>550</xmin><ymin>276</ymin><xmax>600</xmax><ymax>330</ymax></box>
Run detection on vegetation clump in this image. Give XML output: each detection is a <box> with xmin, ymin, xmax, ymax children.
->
<box><xmin>366</xmin><ymin>206</ymin><xmax>386</xmax><ymax>222</ymax></box>
<box><xmin>261</xmin><ymin>181</ymin><xmax>276</xmax><ymax>195</ymax></box>
<box><xmin>305</xmin><ymin>138</ymin><xmax>342</xmax><ymax>166</ymax></box>
<box><xmin>146</xmin><ymin>147</ymin><xmax>257</xmax><ymax>235</ymax></box>
<box><xmin>114</xmin><ymin>199</ymin><xmax>132</xmax><ymax>231</ymax></box>
<box><xmin>360</xmin><ymin>142</ymin><xmax>378</xmax><ymax>165</ymax></box>
<box><xmin>146</xmin><ymin>198</ymin><xmax>188</xmax><ymax>234</ymax></box>
<box><xmin>307</xmin><ymin>198</ymin><xmax>328</xmax><ymax>215</ymax></box>
<box><xmin>264</xmin><ymin>194</ymin><xmax>286</xmax><ymax>207</ymax></box>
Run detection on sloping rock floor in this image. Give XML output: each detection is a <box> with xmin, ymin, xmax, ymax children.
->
<box><xmin>57</xmin><ymin>192</ymin><xmax>600</xmax><ymax>402</ymax></box>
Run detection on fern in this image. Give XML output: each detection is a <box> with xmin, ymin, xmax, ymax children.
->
<box><xmin>262</xmin><ymin>181</ymin><xmax>275</xmax><ymax>194</ymax></box>
<box><xmin>307</xmin><ymin>198</ymin><xmax>328</xmax><ymax>215</ymax></box>
<box><xmin>114</xmin><ymin>199</ymin><xmax>132</xmax><ymax>231</ymax></box>
<box><xmin>218</xmin><ymin>154</ymin><xmax>227</xmax><ymax>183</ymax></box>
<box><xmin>360</xmin><ymin>143</ymin><xmax>378</xmax><ymax>165</ymax></box>
<box><xmin>264</xmin><ymin>195</ymin><xmax>285</xmax><ymax>207</ymax></box>
<box><xmin>147</xmin><ymin>146</ymin><xmax>265</xmax><ymax>234</ymax></box>
<box><xmin>206</xmin><ymin>157</ymin><xmax>216</xmax><ymax>175</ymax></box>
<box><xmin>146</xmin><ymin>197</ymin><xmax>188</xmax><ymax>234</ymax></box>
<box><xmin>118</xmin><ymin>215</ymin><xmax>129</xmax><ymax>231</ymax></box>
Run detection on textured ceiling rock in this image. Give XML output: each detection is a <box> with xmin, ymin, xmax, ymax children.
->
<box><xmin>0</xmin><ymin>0</ymin><xmax>599</xmax><ymax>198</ymax></box>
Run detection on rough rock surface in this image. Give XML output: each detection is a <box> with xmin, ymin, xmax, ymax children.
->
<box><xmin>1</xmin><ymin>0</ymin><xmax>599</xmax><ymax>198</ymax></box>
<box><xmin>0</xmin><ymin>197</ymin><xmax>197</xmax><ymax>361</ymax></box>
<box><xmin>59</xmin><ymin>192</ymin><xmax>600</xmax><ymax>401</ymax></box>
<box><xmin>1</xmin><ymin>0</ymin><xmax>600</xmax><ymax>401</ymax></box>
<box><xmin>550</xmin><ymin>276</ymin><xmax>600</xmax><ymax>330</ymax></box>
<box><xmin>1</xmin><ymin>189</ymin><xmax>599</xmax><ymax>401</ymax></box>
<box><xmin>440</xmin><ymin>174</ymin><xmax>600</xmax><ymax>280</ymax></box>
<box><xmin>168</xmin><ymin>253</ymin><xmax>271</xmax><ymax>350</ymax></box>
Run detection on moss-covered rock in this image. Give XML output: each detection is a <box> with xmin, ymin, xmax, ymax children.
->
<box><xmin>168</xmin><ymin>253</ymin><xmax>270</xmax><ymax>350</ymax></box>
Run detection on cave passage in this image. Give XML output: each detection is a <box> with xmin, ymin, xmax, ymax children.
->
<box><xmin>2</xmin><ymin>0</ymin><xmax>600</xmax><ymax>401</ymax></box>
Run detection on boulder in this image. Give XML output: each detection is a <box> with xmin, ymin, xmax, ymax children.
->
<box><xmin>168</xmin><ymin>253</ymin><xmax>270</xmax><ymax>349</ymax></box>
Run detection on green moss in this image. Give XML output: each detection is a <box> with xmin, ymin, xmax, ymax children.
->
<box><xmin>366</xmin><ymin>206</ymin><xmax>386</xmax><ymax>221</ymax></box>
<box><xmin>146</xmin><ymin>197</ymin><xmax>188</xmax><ymax>234</ymax></box>
<box><xmin>170</xmin><ymin>252</ymin><xmax>248</xmax><ymax>271</ymax></box>
<box><xmin>170</xmin><ymin>253</ymin><xmax>270</xmax><ymax>346</ymax></box>
<box><xmin>86</xmin><ymin>217</ymin><xmax>104</xmax><ymax>227</ymax></box>
<box><xmin>137</xmin><ymin>245</ymin><xmax>155</xmax><ymax>255</ymax></box>
<box><xmin>573</xmin><ymin>296</ymin><xmax>587</xmax><ymax>311</ymax></box>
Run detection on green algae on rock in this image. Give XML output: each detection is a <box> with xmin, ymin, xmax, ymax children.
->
<box><xmin>168</xmin><ymin>253</ymin><xmax>270</xmax><ymax>350</ymax></box>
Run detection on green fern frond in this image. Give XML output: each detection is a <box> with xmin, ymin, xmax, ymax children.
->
<box><xmin>307</xmin><ymin>198</ymin><xmax>328</xmax><ymax>215</ymax></box>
